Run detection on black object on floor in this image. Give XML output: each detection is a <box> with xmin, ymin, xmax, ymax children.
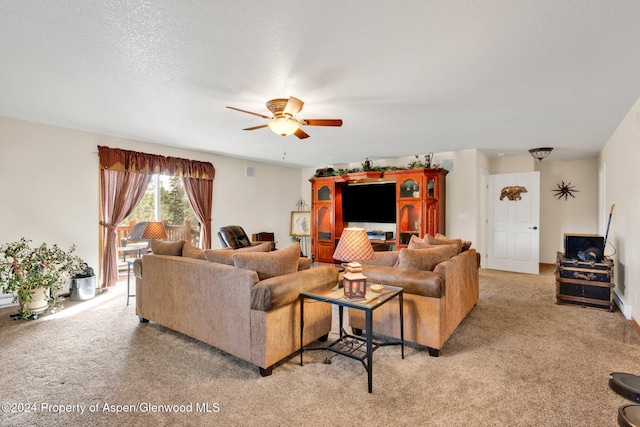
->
<box><xmin>618</xmin><ymin>404</ymin><xmax>640</xmax><ymax>427</ymax></box>
<box><xmin>611</xmin><ymin>373</ymin><xmax>640</xmax><ymax>403</ymax></box>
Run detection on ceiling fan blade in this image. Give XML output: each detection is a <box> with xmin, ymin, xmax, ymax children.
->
<box><xmin>283</xmin><ymin>97</ymin><xmax>304</xmax><ymax>117</ymax></box>
<box><xmin>302</xmin><ymin>119</ymin><xmax>343</xmax><ymax>127</ymax></box>
<box><xmin>243</xmin><ymin>124</ymin><xmax>269</xmax><ymax>131</ymax></box>
<box><xmin>294</xmin><ymin>128</ymin><xmax>310</xmax><ymax>139</ymax></box>
<box><xmin>226</xmin><ymin>106</ymin><xmax>270</xmax><ymax>119</ymax></box>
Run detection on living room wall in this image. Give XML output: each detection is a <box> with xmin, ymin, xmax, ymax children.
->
<box><xmin>489</xmin><ymin>154</ymin><xmax>599</xmax><ymax>264</ymax></box>
<box><xmin>600</xmin><ymin>95</ymin><xmax>640</xmax><ymax>321</ymax></box>
<box><xmin>539</xmin><ymin>158</ymin><xmax>598</xmax><ymax>263</ymax></box>
<box><xmin>0</xmin><ymin>116</ymin><xmax>304</xmax><ymax>279</ymax></box>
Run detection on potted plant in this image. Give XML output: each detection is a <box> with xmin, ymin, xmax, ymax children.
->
<box><xmin>0</xmin><ymin>238</ymin><xmax>84</xmax><ymax>319</ymax></box>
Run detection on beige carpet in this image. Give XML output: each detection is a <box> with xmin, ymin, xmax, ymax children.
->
<box><xmin>1</xmin><ymin>265</ymin><xmax>640</xmax><ymax>426</ymax></box>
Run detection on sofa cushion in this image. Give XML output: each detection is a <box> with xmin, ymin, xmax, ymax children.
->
<box><xmin>436</xmin><ymin>233</ymin><xmax>472</xmax><ymax>252</ymax></box>
<box><xmin>182</xmin><ymin>241</ymin><xmax>206</xmax><ymax>260</ymax></box>
<box><xmin>298</xmin><ymin>257</ymin><xmax>312</xmax><ymax>271</ymax></box>
<box><xmin>151</xmin><ymin>239</ymin><xmax>185</xmax><ymax>256</ymax></box>
<box><xmin>397</xmin><ymin>245</ymin><xmax>458</xmax><ymax>271</ymax></box>
<box><xmin>233</xmin><ymin>243</ymin><xmax>300</xmax><ymax>280</ymax></box>
<box><xmin>203</xmin><ymin>247</ymin><xmax>234</xmax><ymax>264</ymax></box>
<box><xmin>423</xmin><ymin>234</ymin><xmax>463</xmax><ymax>254</ymax></box>
<box><xmin>204</xmin><ymin>242</ymin><xmax>271</xmax><ymax>265</ymax></box>
<box><xmin>360</xmin><ymin>251</ymin><xmax>399</xmax><ymax>267</ymax></box>
<box><xmin>408</xmin><ymin>234</ymin><xmax>441</xmax><ymax>250</ymax></box>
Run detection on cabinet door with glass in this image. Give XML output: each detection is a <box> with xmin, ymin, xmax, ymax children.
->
<box><xmin>394</xmin><ymin>172</ymin><xmax>425</xmax><ymax>247</ymax></box>
<box><xmin>311</xmin><ymin>177</ymin><xmax>340</xmax><ymax>263</ymax></box>
<box><xmin>397</xmin><ymin>200</ymin><xmax>422</xmax><ymax>246</ymax></box>
<box><xmin>423</xmin><ymin>169</ymin><xmax>447</xmax><ymax>236</ymax></box>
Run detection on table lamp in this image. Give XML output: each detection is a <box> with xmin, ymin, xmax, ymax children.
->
<box><xmin>140</xmin><ymin>222</ymin><xmax>168</xmax><ymax>240</ymax></box>
<box><xmin>129</xmin><ymin>221</ymin><xmax>168</xmax><ymax>253</ymax></box>
<box><xmin>332</xmin><ymin>228</ymin><xmax>375</xmax><ymax>299</ymax></box>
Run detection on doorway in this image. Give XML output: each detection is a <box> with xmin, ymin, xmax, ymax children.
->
<box><xmin>486</xmin><ymin>172</ymin><xmax>540</xmax><ymax>274</ymax></box>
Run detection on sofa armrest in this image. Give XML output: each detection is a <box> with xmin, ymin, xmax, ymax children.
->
<box><xmin>133</xmin><ymin>258</ymin><xmax>143</xmax><ymax>279</ymax></box>
<box><xmin>360</xmin><ymin>264</ymin><xmax>443</xmax><ymax>298</ymax></box>
<box><xmin>251</xmin><ymin>266</ymin><xmax>338</xmax><ymax>311</ymax></box>
<box><xmin>433</xmin><ymin>249</ymin><xmax>479</xmax><ymax>298</ymax></box>
<box><xmin>433</xmin><ymin>249</ymin><xmax>478</xmax><ymax>279</ymax></box>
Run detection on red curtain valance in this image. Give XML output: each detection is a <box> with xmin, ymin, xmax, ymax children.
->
<box><xmin>98</xmin><ymin>146</ymin><xmax>215</xmax><ymax>179</ymax></box>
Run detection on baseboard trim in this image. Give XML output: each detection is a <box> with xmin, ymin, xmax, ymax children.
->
<box><xmin>0</xmin><ymin>293</ymin><xmax>17</xmax><ymax>309</ymax></box>
<box><xmin>614</xmin><ymin>287</ymin><xmax>633</xmax><ymax>320</ymax></box>
<box><xmin>633</xmin><ymin>317</ymin><xmax>640</xmax><ymax>333</ymax></box>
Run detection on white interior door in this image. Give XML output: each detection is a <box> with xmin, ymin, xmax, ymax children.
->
<box><xmin>486</xmin><ymin>172</ymin><xmax>540</xmax><ymax>274</ymax></box>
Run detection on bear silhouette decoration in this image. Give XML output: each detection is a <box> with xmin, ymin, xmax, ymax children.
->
<box><xmin>500</xmin><ymin>186</ymin><xmax>528</xmax><ymax>201</ymax></box>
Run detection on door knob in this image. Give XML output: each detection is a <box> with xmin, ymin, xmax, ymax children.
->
<box><xmin>529</xmin><ymin>226</ymin><xmax>538</xmax><ymax>230</ymax></box>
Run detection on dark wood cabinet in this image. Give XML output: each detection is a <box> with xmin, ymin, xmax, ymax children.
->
<box><xmin>310</xmin><ymin>168</ymin><xmax>447</xmax><ymax>263</ymax></box>
<box><xmin>310</xmin><ymin>176</ymin><xmax>345</xmax><ymax>263</ymax></box>
<box><xmin>387</xmin><ymin>169</ymin><xmax>447</xmax><ymax>247</ymax></box>
<box><xmin>555</xmin><ymin>252</ymin><xmax>614</xmax><ymax>311</ymax></box>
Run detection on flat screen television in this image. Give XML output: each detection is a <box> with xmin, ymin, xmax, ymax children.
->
<box><xmin>342</xmin><ymin>182</ymin><xmax>396</xmax><ymax>223</ymax></box>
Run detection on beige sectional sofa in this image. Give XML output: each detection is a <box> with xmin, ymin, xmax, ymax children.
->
<box><xmin>134</xmin><ymin>241</ymin><xmax>338</xmax><ymax>376</ymax></box>
<box><xmin>349</xmin><ymin>236</ymin><xmax>479</xmax><ymax>356</ymax></box>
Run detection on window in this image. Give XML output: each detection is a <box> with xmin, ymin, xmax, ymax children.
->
<box><xmin>122</xmin><ymin>175</ymin><xmax>200</xmax><ymax>246</ymax></box>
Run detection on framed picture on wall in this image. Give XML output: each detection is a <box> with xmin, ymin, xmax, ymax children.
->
<box><xmin>290</xmin><ymin>211</ymin><xmax>311</xmax><ymax>236</ymax></box>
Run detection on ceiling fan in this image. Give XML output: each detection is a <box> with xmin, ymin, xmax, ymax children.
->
<box><xmin>226</xmin><ymin>96</ymin><xmax>343</xmax><ymax>139</ymax></box>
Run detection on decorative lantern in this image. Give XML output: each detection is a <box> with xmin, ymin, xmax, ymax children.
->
<box><xmin>342</xmin><ymin>263</ymin><xmax>367</xmax><ymax>299</ymax></box>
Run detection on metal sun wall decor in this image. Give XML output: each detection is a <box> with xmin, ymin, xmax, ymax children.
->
<box><xmin>553</xmin><ymin>181</ymin><xmax>579</xmax><ymax>200</ymax></box>
<box><xmin>500</xmin><ymin>186</ymin><xmax>528</xmax><ymax>201</ymax></box>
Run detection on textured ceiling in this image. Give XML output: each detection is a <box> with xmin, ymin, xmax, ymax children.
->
<box><xmin>1</xmin><ymin>1</ymin><xmax>640</xmax><ymax>167</ymax></box>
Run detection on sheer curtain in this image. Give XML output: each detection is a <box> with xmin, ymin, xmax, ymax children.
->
<box><xmin>99</xmin><ymin>169</ymin><xmax>151</xmax><ymax>288</ymax></box>
<box><xmin>182</xmin><ymin>177</ymin><xmax>214</xmax><ymax>249</ymax></box>
<box><xmin>98</xmin><ymin>146</ymin><xmax>215</xmax><ymax>288</ymax></box>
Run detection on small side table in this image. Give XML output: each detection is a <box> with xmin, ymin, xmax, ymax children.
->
<box><xmin>299</xmin><ymin>284</ymin><xmax>404</xmax><ymax>393</ymax></box>
<box><xmin>126</xmin><ymin>258</ymin><xmax>136</xmax><ymax>306</ymax></box>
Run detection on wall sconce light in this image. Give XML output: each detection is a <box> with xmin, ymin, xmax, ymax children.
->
<box><xmin>528</xmin><ymin>147</ymin><xmax>553</xmax><ymax>162</ymax></box>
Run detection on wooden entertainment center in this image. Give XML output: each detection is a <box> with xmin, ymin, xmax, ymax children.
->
<box><xmin>310</xmin><ymin>168</ymin><xmax>448</xmax><ymax>263</ymax></box>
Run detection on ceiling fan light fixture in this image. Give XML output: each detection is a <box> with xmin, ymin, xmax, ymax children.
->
<box><xmin>529</xmin><ymin>147</ymin><xmax>553</xmax><ymax>161</ymax></box>
<box><xmin>268</xmin><ymin>116</ymin><xmax>299</xmax><ymax>136</ymax></box>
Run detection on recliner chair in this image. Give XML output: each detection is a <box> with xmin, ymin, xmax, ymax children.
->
<box><xmin>217</xmin><ymin>225</ymin><xmax>253</xmax><ymax>249</ymax></box>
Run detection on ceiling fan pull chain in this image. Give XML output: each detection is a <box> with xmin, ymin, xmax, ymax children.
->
<box><xmin>282</xmin><ymin>140</ymin><xmax>287</xmax><ymax>159</ymax></box>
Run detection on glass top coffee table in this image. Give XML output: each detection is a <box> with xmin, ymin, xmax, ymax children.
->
<box><xmin>299</xmin><ymin>283</ymin><xmax>404</xmax><ymax>393</ymax></box>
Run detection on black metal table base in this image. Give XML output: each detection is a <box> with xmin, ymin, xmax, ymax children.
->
<box><xmin>300</xmin><ymin>290</ymin><xmax>404</xmax><ymax>393</ymax></box>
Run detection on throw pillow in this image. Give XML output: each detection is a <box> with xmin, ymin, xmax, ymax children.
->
<box><xmin>204</xmin><ymin>242</ymin><xmax>272</xmax><ymax>265</ymax></box>
<box><xmin>151</xmin><ymin>240</ymin><xmax>185</xmax><ymax>256</ymax></box>
<box><xmin>182</xmin><ymin>241</ymin><xmax>206</xmax><ymax>260</ymax></box>
<box><xmin>203</xmin><ymin>248</ymin><xmax>235</xmax><ymax>265</ymax></box>
<box><xmin>423</xmin><ymin>234</ymin><xmax>463</xmax><ymax>255</ymax></box>
<box><xmin>232</xmin><ymin>243</ymin><xmax>300</xmax><ymax>280</ymax></box>
<box><xmin>407</xmin><ymin>234</ymin><xmax>437</xmax><ymax>250</ymax></box>
<box><xmin>397</xmin><ymin>245</ymin><xmax>458</xmax><ymax>271</ymax></box>
<box><xmin>435</xmin><ymin>233</ymin><xmax>472</xmax><ymax>252</ymax></box>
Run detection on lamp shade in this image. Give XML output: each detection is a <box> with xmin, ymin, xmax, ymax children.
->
<box><xmin>332</xmin><ymin>228</ymin><xmax>375</xmax><ymax>262</ymax></box>
<box><xmin>140</xmin><ymin>222</ymin><xmax>168</xmax><ymax>239</ymax></box>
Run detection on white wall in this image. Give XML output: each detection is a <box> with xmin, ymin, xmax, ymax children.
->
<box><xmin>600</xmin><ymin>95</ymin><xmax>640</xmax><ymax>321</ymax></box>
<box><xmin>539</xmin><ymin>159</ymin><xmax>598</xmax><ymax>263</ymax></box>
<box><xmin>0</xmin><ymin>116</ymin><xmax>304</xmax><ymax>274</ymax></box>
<box><xmin>490</xmin><ymin>154</ymin><xmax>537</xmax><ymax>174</ymax></box>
